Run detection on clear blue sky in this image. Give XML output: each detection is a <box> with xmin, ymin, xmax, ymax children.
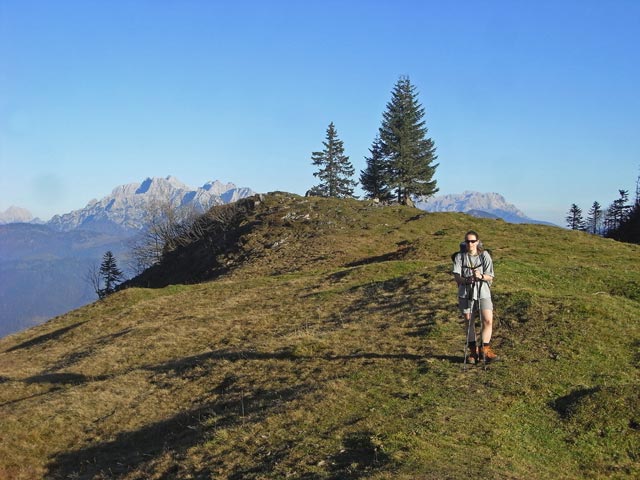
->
<box><xmin>1</xmin><ymin>0</ymin><xmax>639</xmax><ymax>225</ymax></box>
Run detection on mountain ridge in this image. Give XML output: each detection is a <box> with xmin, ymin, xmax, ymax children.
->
<box><xmin>415</xmin><ymin>191</ymin><xmax>554</xmax><ymax>225</ymax></box>
<box><xmin>47</xmin><ymin>176</ymin><xmax>255</xmax><ymax>233</ymax></box>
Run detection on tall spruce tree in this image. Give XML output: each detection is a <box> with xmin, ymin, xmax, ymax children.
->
<box><xmin>379</xmin><ymin>76</ymin><xmax>438</xmax><ymax>205</ymax></box>
<box><xmin>566</xmin><ymin>204</ymin><xmax>585</xmax><ymax>230</ymax></box>
<box><xmin>99</xmin><ymin>250</ymin><xmax>124</xmax><ymax>298</ymax></box>
<box><xmin>360</xmin><ymin>135</ymin><xmax>393</xmax><ymax>202</ymax></box>
<box><xmin>586</xmin><ymin>201</ymin><xmax>603</xmax><ymax>235</ymax></box>
<box><xmin>310</xmin><ymin>122</ymin><xmax>356</xmax><ymax>198</ymax></box>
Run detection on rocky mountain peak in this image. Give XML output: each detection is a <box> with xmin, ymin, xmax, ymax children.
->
<box><xmin>414</xmin><ymin>191</ymin><xmax>546</xmax><ymax>224</ymax></box>
<box><xmin>47</xmin><ymin>176</ymin><xmax>255</xmax><ymax>233</ymax></box>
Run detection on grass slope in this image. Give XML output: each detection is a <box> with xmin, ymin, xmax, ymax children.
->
<box><xmin>0</xmin><ymin>193</ymin><xmax>638</xmax><ymax>479</ymax></box>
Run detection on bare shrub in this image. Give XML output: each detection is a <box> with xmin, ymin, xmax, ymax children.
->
<box><xmin>127</xmin><ymin>198</ymin><xmax>251</xmax><ymax>275</ymax></box>
<box><xmin>128</xmin><ymin>200</ymin><xmax>203</xmax><ymax>274</ymax></box>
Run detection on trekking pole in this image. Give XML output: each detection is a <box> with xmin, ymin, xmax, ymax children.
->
<box><xmin>462</xmin><ymin>317</ymin><xmax>468</xmax><ymax>369</ymax></box>
<box><xmin>476</xmin><ymin>279</ymin><xmax>487</xmax><ymax>370</ymax></box>
<box><xmin>462</xmin><ymin>277</ymin><xmax>477</xmax><ymax>371</ymax></box>
<box><xmin>462</xmin><ymin>280</ymin><xmax>469</xmax><ymax>369</ymax></box>
<box><xmin>463</xmin><ymin>298</ymin><xmax>474</xmax><ymax>370</ymax></box>
<box><xmin>462</xmin><ymin>299</ymin><xmax>475</xmax><ymax>371</ymax></box>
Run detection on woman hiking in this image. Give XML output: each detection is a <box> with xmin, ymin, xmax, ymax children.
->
<box><xmin>452</xmin><ymin>230</ymin><xmax>499</xmax><ymax>364</ymax></box>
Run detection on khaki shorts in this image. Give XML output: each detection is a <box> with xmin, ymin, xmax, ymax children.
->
<box><xmin>459</xmin><ymin>297</ymin><xmax>493</xmax><ymax>314</ymax></box>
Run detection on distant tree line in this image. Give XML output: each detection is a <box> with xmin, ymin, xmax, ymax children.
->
<box><xmin>566</xmin><ymin>172</ymin><xmax>640</xmax><ymax>244</ymax></box>
<box><xmin>309</xmin><ymin>76</ymin><xmax>439</xmax><ymax>205</ymax></box>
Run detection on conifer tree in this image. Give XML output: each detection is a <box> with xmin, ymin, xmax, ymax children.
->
<box><xmin>360</xmin><ymin>135</ymin><xmax>393</xmax><ymax>202</ymax></box>
<box><xmin>379</xmin><ymin>76</ymin><xmax>438</xmax><ymax>205</ymax></box>
<box><xmin>566</xmin><ymin>204</ymin><xmax>585</xmax><ymax>230</ymax></box>
<box><xmin>611</xmin><ymin>201</ymin><xmax>640</xmax><ymax>244</ymax></box>
<box><xmin>586</xmin><ymin>201</ymin><xmax>603</xmax><ymax>235</ymax></box>
<box><xmin>310</xmin><ymin>122</ymin><xmax>356</xmax><ymax>198</ymax></box>
<box><xmin>604</xmin><ymin>190</ymin><xmax>631</xmax><ymax>234</ymax></box>
<box><xmin>606</xmin><ymin>179</ymin><xmax>640</xmax><ymax>243</ymax></box>
<box><xmin>99</xmin><ymin>251</ymin><xmax>124</xmax><ymax>298</ymax></box>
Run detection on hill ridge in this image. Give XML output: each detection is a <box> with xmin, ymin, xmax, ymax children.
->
<box><xmin>0</xmin><ymin>193</ymin><xmax>638</xmax><ymax>479</ymax></box>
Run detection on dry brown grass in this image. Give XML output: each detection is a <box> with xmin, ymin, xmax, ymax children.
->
<box><xmin>0</xmin><ymin>193</ymin><xmax>638</xmax><ymax>478</ymax></box>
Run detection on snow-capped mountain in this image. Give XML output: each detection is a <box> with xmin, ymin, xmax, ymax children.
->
<box><xmin>415</xmin><ymin>191</ymin><xmax>552</xmax><ymax>225</ymax></box>
<box><xmin>47</xmin><ymin>176</ymin><xmax>255</xmax><ymax>233</ymax></box>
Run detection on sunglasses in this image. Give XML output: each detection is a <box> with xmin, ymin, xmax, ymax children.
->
<box><xmin>465</xmin><ymin>239</ymin><xmax>478</xmax><ymax>244</ymax></box>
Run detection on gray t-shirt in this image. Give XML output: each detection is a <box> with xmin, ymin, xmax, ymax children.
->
<box><xmin>452</xmin><ymin>252</ymin><xmax>494</xmax><ymax>299</ymax></box>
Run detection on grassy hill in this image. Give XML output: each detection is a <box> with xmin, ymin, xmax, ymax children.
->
<box><xmin>0</xmin><ymin>193</ymin><xmax>638</xmax><ymax>479</ymax></box>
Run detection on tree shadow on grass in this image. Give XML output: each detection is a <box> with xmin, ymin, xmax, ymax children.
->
<box><xmin>0</xmin><ymin>386</ymin><xmax>64</xmax><ymax>408</ymax></box>
<box><xmin>45</xmin><ymin>327</ymin><xmax>134</xmax><ymax>372</ymax></box>
<box><xmin>224</xmin><ymin>449</ymin><xmax>291</xmax><ymax>480</ymax></box>
<box><xmin>327</xmin><ymin>430</ymin><xmax>390</xmax><ymax>479</ymax></box>
<box><xmin>146</xmin><ymin>348</ymin><xmax>430</xmax><ymax>375</ymax></box>
<box><xmin>5</xmin><ymin>321</ymin><xmax>87</xmax><ymax>352</ymax></box>
<box><xmin>143</xmin><ymin>348</ymin><xmax>298</xmax><ymax>379</ymax></box>
<box><xmin>550</xmin><ymin>387</ymin><xmax>600</xmax><ymax>419</ymax></box>
<box><xmin>45</xmin><ymin>381</ymin><xmax>308</xmax><ymax>479</ymax></box>
<box><xmin>208</xmin><ymin>430</ymin><xmax>390</xmax><ymax>480</ymax></box>
<box><xmin>330</xmin><ymin>272</ymin><xmax>469</xmax><ymax>370</ymax></box>
<box><xmin>431</xmin><ymin>354</ymin><xmax>464</xmax><ymax>364</ymax></box>
<box><xmin>336</xmin><ymin>273</ymin><xmax>452</xmax><ymax>340</ymax></box>
<box><xmin>343</xmin><ymin>240</ymin><xmax>416</xmax><ymax>269</ymax></box>
<box><xmin>23</xmin><ymin>372</ymin><xmax>92</xmax><ymax>385</ymax></box>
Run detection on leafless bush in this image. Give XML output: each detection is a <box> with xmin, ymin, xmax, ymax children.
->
<box><xmin>84</xmin><ymin>262</ymin><xmax>102</xmax><ymax>298</ymax></box>
<box><xmin>127</xmin><ymin>198</ymin><xmax>252</xmax><ymax>276</ymax></box>
<box><xmin>128</xmin><ymin>200</ymin><xmax>203</xmax><ymax>274</ymax></box>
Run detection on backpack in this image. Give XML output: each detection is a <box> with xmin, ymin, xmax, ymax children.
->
<box><xmin>450</xmin><ymin>242</ymin><xmax>467</xmax><ymax>262</ymax></box>
<box><xmin>451</xmin><ymin>244</ymin><xmax>492</xmax><ymax>285</ymax></box>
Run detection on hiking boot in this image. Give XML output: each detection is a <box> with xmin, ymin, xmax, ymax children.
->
<box><xmin>466</xmin><ymin>344</ymin><xmax>478</xmax><ymax>364</ymax></box>
<box><xmin>479</xmin><ymin>344</ymin><xmax>499</xmax><ymax>363</ymax></box>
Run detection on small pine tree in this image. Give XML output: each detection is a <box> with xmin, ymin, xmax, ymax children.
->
<box><xmin>360</xmin><ymin>135</ymin><xmax>393</xmax><ymax>202</ymax></box>
<box><xmin>586</xmin><ymin>201</ymin><xmax>603</xmax><ymax>235</ymax></box>
<box><xmin>379</xmin><ymin>76</ymin><xmax>438</xmax><ymax>205</ymax></box>
<box><xmin>310</xmin><ymin>122</ymin><xmax>357</xmax><ymax>198</ymax></box>
<box><xmin>566</xmin><ymin>204</ymin><xmax>586</xmax><ymax>230</ymax></box>
<box><xmin>99</xmin><ymin>251</ymin><xmax>124</xmax><ymax>298</ymax></box>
